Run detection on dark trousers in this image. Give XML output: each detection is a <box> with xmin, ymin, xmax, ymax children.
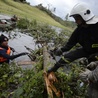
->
<box><xmin>87</xmin><ymin>82</ymin><xmax>98</xmax><ymax>98</ymax></box>
<box><xmin>51</xmin><ymin>47</ymin><xmax>90</xmax><ymax>72</ymax></box>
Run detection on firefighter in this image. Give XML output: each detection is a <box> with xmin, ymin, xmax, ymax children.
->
<box><xmin>0</xmin><ymin>34</ymin><xmax>28</xmax><ymax>64</ymax></box>
<box><xmin>47</xmin><ymin>3</ymin><xmax>98</xmax><ymax>73</ymax></box>
<box><xmin>80</xmin><ymin>61</ymin><xmax>98</xmax><ymax>98</ymax></box>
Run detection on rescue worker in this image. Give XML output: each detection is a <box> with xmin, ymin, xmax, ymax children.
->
<box><xmin>80</xmin><ymin>61</ymin><xmax>98</xmax><ymax>98</ymax></box>
<box><xmin>0</xmin><ymin>34</ymin><xmax>28</xmax><ymax>64</ymax></box>
<box><xmin>47</xmin><ymin>3</ymin><xmax>98</xmax><ymax>73</ymax></box>
<box><xmin>47</xmin><ymin>3</ymin><xmax>98</xmax><ymax>98</ymax></box>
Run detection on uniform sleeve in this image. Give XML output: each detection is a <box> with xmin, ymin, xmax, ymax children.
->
<box><xmin>61</xmin><ymin>28</ymin><xmax>79</xmax><ymax>52</ymax></box>
<box><xmin>0</xmin><ymin>49</ymin><xmax>25</xmax><ymax>60</ymax></box>
<box><xmin>0</xmin><ymin>49</ymin><xmax>11</xmax><ymax>59</ymax></box>
<box><xmin>88</xmin><ymin>66</ymin><xmax>98</xmax><ymax>83</ymax></box>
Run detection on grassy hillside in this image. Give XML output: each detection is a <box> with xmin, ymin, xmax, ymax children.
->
<box><xmin>0</xmin><ymin>0</ymin><xmax>73</xmax><ymax>31</ymax></box>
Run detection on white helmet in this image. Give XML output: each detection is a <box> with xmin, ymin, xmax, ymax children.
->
<box><xmin>70</xmin><ymin>3</ymin><xmax>98</xmax><ymax>24</ymax></box>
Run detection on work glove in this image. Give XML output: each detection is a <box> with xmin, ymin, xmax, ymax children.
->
<box><xmin>49</xmin><ymin>48</ymin><xmax>62</xmax><ymax>59</ymax></box>
<box><xmin>79</xmin><ymin>69</ymin><xmax>91</xmax><ymax>83</ymax></box>
<box><xmin>87</xmin><ymin>62</ymin><xmax>97</xmax><ymax>71</ymax></box>
<box><xmin>79</xmin><ymin>58</ymin><xmax>88</xmax><ymax>65</ymax></box>
<box><xmin>11</xmin><ymin>47</ymin><xmax>15</xmax><ymax>52</ymax></box>
<box><xmin>54</xmin><ymin>48</ymin><xmax>63</xmax><ymax>56</ymax></box>
<box><xmin>88</xmin><ymin>66</ymin><xmax>98</xmax><ymax>83</ymax></box>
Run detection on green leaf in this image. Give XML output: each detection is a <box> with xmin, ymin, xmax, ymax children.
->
<box><xmin>2</xmin><ymin>74</ymin><xmax>8</xmax><ymax>78</ymax></box>
<box><xmin>12</xmin><ymin>87</ymin><xmax>23</xmax><ymax>98</ymax></box>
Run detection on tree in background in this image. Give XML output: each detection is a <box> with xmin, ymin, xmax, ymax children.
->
<box><xmin>20</xmin><ymin>0</ymin><xmax>26</xmax><ymax>2</ymax></box>
<box><xmin>13</xmin><ymin>0</ymin><xmax>26</xmax><ymax>3</ymax></box>
<box><xmin>65</xmin><ymin>13</ymin><xmax>69</xmax><ymax>21</ymax></box>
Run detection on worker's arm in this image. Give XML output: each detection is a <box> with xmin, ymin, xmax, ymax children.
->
<box><xmin>80</xmin><ymin>62</ymin><xmax>98</xmax><ymax>83</ymax></box>
<box><xmin>88</xmin><ymin>65</ymin><xmax>98</xmax><ymax>83</ymax></box>
<box><xmin>61</xmin><ymin>28</ymin><xmax>79</xmax><ymax>52</ymax></box>
<box><xmin>0</xmin><ymin>49</ymin><xmax>28</xmax><ymax>60</ymax></box>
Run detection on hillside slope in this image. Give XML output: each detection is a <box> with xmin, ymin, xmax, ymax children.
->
<box><xmin>0</xmin><ymin>0</ymin><xmax>73</xmax><ymax>31</ymax></box>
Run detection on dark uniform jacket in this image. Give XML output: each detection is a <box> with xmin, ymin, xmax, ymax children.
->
<box><xmin>61</xmin><ymin>22</ymin><xmax>98</xmax><ymax>54</ymax></box>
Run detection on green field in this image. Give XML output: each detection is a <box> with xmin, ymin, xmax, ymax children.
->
<box><xmin>0</xmin><ymin>0</ymin><xmax>73</xmax><ymax>31</ymax></box>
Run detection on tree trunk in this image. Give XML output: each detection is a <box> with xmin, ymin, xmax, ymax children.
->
<box><xmin>43</xmin><ymin>44</ymin><xmax>53</xmax><ymax>98</ymax></box>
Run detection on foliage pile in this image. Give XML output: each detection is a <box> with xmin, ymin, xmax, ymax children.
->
<box><xmin>0</xmin><ymin>13</ymin><xmax>87</xmax><ymax>98</ymax></box>
<box><xmin>0</xmin><ymin>63</ymin><xmax>43</xmax><ymax>98</ymax></box>
<box><xmin>17</xmin><ymin>18</ymin><xmax>70</xmax><ymax>48</ymax></box>
<box><xmin>0</xmin><ymin>60</ymin><xmax>87</xmax><ymax>98</ymax></box>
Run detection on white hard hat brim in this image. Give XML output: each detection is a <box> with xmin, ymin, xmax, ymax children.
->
<box><xmin>86</xmin><ymin>16</ymin><xmax>98</xmax><ymax>24</ymax></box>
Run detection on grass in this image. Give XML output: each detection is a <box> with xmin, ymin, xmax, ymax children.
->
<box><xmin>0</xmin><ymin>0</ymin><xmax>73</xmax><ymax>32</ymax></box>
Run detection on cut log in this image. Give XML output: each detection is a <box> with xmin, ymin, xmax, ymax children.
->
<box><xmin>17</xmin><ymin>61</ymin><xmax>36</xmax><ymax>65</ymax></box>
<box><xmin>43</xmin><ymin>45</ymin><xmax>53</xmax><ymax>98</ymax></box>
<box><xmin>43</xmin><ymin>45</ymin><xmax>61</xmax><ymax>98</ymax></box>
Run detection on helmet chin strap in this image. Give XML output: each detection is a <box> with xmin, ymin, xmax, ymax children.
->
<box><xmin>86</xmin><ymin>16</ymin><xmax>95</xmax><ymax>22</ymax></box>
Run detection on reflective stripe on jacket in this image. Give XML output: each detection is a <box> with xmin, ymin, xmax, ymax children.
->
<box><xmin>0</xmin><ymin>47</ymin><xmax>11</xmax><ymax>62</ymax></box>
